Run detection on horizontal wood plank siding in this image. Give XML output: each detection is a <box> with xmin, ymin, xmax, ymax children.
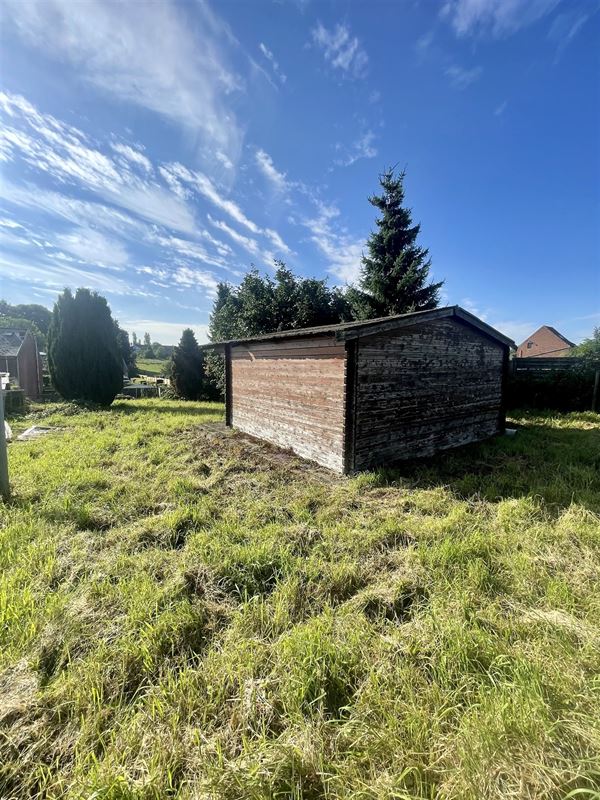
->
<box><xmin>231</xmin><ymin>336</ymin><xmax>346</xmax><ymax>472</ymax></box>
<box><xmin>353</xmin><ymin>318</ymin><xmax>505</xmax><ymax>470</ymax></box>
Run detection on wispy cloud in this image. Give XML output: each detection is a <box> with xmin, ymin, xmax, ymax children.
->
<box><xmin>445</xmin><ymin>64</ymin><xmax>482</xmax><ymax>89</ymax></box>
<box><xmin>334</xmin><ymin>129</ymin><xmax>377</xmax><ymax>167</ymax></box>
<box><xmin>494</xmin><ymin>100</ymin><xmax>508</xmax><ymax>116</ymax></box>
<box><xmin>3</xmin><ymin>0</ymin><xmax>244</xmax><ymax>162</ymax></box>
<box><xmin>255</xmin><ymin>148</ymin><xmax>288</xmax><ymax>192</ymax></box>
<box><xmin>0</xmin><ymin>92</ymin><xmax>197</xmax><ymax>234</ymax></box>
<box><xmin>548</xmin><ymin>8</ymin><xmax>594</xmax><ymax>58</ymax></box>
<box><xmin>311</xmin><ymin>22</ymin><xmax>368</xmax><ymax>78</ymax></box>
<box><xmin>303</xmin><ymin>200</ymin><xmax>364</xmax><ymax>284</ymax></box>
<box><xmin>161</xmin><ymin>161</ymin><xmax>291</xmax><ymax>255</ymax></box>
<box><xmin>55</xmin><ymin>229</ymin><xmax>130</xmax><ymax>270</ymax></box>
<box><xmin>441</xmin><ymin>0</ymin><xmax>560</xmax><ymax>37</ymax></box>
<box><xmin>110</xmin><ymin>142</ymin><xmax>153</xmax><ymax>174</ymax></box>
<box><xmin>258</xmin><ymin>42</ymin><xmax>287</xmax><ymax>85</ymax></box>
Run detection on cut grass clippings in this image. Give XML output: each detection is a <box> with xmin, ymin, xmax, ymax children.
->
<box><xmin>1</xmin><ymin>399</ymin><xmax>599</xmax><ymax>799</ymax></box>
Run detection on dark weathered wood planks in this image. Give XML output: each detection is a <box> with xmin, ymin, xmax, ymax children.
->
<box><xmin>352</xmin><ymin>318</ymin><xmax>506</xmax><ymax>471</ymax></box>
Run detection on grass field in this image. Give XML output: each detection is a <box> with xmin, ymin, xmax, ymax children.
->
<box><xmin>134</xmin><ymin>358</ymin><xmax>169</xmax><ymax>377</ymax></box>
<box><xmin>1</xmin><ymin>400</ymin><xmax>599</xmax><ymax>799</ymax></box>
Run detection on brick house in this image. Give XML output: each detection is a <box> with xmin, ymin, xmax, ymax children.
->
<box><xmin>0</xmin><ymin>328</ymin><xmax>44</xmax><ymax>398</ymax></box>
<box><xmin>516</xmin><ymin>325</ymin><xmax>575</xmax><ymax>358</ymax></box>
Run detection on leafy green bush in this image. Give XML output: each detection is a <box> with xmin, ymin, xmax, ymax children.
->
<box><xmin>508</xmin><ymin>362</ymin><xmax>597</xmax><ymax>411</ymax></box>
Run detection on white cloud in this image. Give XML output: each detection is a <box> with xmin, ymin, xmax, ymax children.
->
<box><xmin>3</xmin><ymin>0</ymin><xmax>244</xmax><ymax>161</ymax></box>
<box><xmin>441</xmin><ymin>0</ymin><xmax>560</xmax><ymax>37</ymax></box>
<box><xmin>150</xmin><ymin>231</ymin><xmax>230</xmax><ymax>271</ymax></box>
<box><xmin>494</xmin><ymin>100</ymin><xmax>508</xmax><ymax>116</ymax></box>
<box><xmin>172</xmin><ymin>266</ymin><xmax>219</xmax><ymax>297</ymax></box>
<box><xmin>55</xmin><ymin>228</ymin><xmax>129</xmax><ymax>270</ymax></box>
<box><xmin>303</xmin><ymin>201</ymin><xmax>364</xmax><ymax>284</ymax></box>
<box><xmin>445</xmin><ymin>64</ymin><xmax>482</xmax><ymax>89</ymax></box>
<box><xmin>255</xmin><ymin>148</ymin><xmax>288</xmax><ymax>192</ymax></box>
<box><xmin>208</xmin><ymin>215</ymin><xmax>262</xmax><ymax>257</ymax></box>
<box><xmin>335</xmin><ymin>129</ymin><xmax>377</xmax><ymax>167</ymax></box>
<box><xmin>0</xmin><ymin>251</ymin><xmax>142</xmax><ymax>296</ymax></box>
<box><xmin>121</xmin><ymin>319</ymin><xmax>210</xmax><ymax>345</ymax></box>
<box><xmin>0</xmin><ymin>218</ymin><xmax>24</xmax><ymax>229</ymax></box>
<box><xmin>162</xmin><ymin>161</ymin><xmax>291</xmax><ymax>255</ymax></box>
<box><xmin>0</xmin><ymin>92</ymin><xmax>197</xmax><ymax>234</ymax></box>
<box><xmin>162</xmin><ymin>162</ymin><xmax>260</xmax><ymax>234</ymax></box>
<box><xmin>311</xmin><ymin>22</ymin><xmax>368</xmax><ymax>78</ymax></box>
<box><xmin>259</xmin><ymin>42</ymin><xmax>287</xmax><ymax>85</ymax></box>
<box><xmin>110</xmin><ymin>142</ymin><xmax>153</xmax><ymax>173</ymax></box>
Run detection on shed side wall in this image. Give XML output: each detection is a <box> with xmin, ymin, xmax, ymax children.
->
<box><xmin>353</xmin><ymin>318</ymin><xmax>505</xmax><ymax>470</ymax></box>
<box><xmin>17</xmin><ymin>333</ymin><xmax>43</xmax><ymax>399</ymax></box>
<box><xmin>230</xmin><ymin>336</ymin><xmax>346</xmax><ymax>472</ymax></box>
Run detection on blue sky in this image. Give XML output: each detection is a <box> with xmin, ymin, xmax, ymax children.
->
<box><xmin>0</xmin><ymin>0</ymin><xmax>598</xmax><ymax>345</ymax></box>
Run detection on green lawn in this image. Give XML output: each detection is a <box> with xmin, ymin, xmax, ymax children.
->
<box><xmin>135</xmin><ymin>358</ymin><xmax>169</xmax><ymax>377</ymax></box>
<box><xmin>1</xmin><ymin>400</ymin><xmax>599</xmax><ymax>799</ymax></box>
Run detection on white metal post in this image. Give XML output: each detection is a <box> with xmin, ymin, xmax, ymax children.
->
<box><xmin>0</xmin><ymin>383</ymin><xmax>9</xmax><ymax>499</ymax></box>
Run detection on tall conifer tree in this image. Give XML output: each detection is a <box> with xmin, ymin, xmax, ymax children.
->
<box><xmin>171</xmin><ymin>328</ymin><xmax>205</xmax><ymax>400</ymax></box>
<box><xmin>48</xmin><ymin>288</ymin><xmax>123</xmax><ymax>406</ymax></box>
<box><xmin>348</xmin><ymin>168</ymin><xmax>443</xmax><ymax>319</ymax></box>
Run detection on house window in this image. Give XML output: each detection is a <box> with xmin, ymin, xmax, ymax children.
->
<box><xmin>527</xmin><ymin>341</ymin><xmax>534</xmax><ymax>349</ymax></box>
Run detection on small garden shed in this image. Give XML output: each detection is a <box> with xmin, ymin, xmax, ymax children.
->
<box><xmin>203</xmin><ymin>306</ymin><xmax>514</xmax><ymax>474</ymax></box>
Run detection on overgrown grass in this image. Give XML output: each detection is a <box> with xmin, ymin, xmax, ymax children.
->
<box><xmin>1</xmin><ymin>400</ymin><xmax>599</xmax><ymax>799</ymax></box>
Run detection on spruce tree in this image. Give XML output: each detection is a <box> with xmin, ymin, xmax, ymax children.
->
<box><xmin>348</xmin><ymin>168</ymin><xmax>443</xmax><ymax>319</ymax></box>
<box><xmin>171</xmin><ymin>328</ymin><xmax>205</xmax><ymax>400</ymax></box>
<box><xmin>48</xmin><ymin>288</ymin><xmax>123</xmax><ymax>406</ymax></box>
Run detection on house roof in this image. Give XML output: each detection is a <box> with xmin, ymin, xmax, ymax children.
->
<box><xmin>0</xmin><ymin>329</ymin><xmax>28</xmax><ymax>357</ymax></box>
<box><xmin>200</xmin><ymin>305</ymin><xmax>515</xmax><ymax>351</ymax></box>
<box><xmin>517</xmin><ymin>325</ymin><xmax>575</xmax><ymax>350</ymax></box>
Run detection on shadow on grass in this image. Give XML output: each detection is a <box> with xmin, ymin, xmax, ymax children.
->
<box><xmin>372</xmin><ymin>417</ymin><xmax>600</xmax><ymax>514</ymax></box>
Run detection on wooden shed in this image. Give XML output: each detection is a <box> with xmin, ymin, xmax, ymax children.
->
<box><xmin>202</xmin><ymin>306</ymin><xmax>514</xmax><ymax>474</ymax></box>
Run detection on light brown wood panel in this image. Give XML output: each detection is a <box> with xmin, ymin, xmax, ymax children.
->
<box><xmin>231</xmin><ymin>335</ymin><xmax>346</xmax><ymax>472</ymax></box>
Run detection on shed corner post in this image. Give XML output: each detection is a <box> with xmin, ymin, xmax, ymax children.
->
<box><xmin>499</xmin><ymin>345</ymin><xmax>510</xmax><ymax>434</ymax></box>
<box><xmin>343</xmin><ymin>337</ymin><xmax>358</xmax><ymax>475</ymax></box>
<box><xmin>224</xmin><ymin>344</ymin><xmax>233</xmax><ymax>427</ymax></box>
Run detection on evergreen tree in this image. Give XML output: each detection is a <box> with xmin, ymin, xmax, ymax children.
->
<box><xmin>347</xmin><ymin>168</ymin><xmax>443</xmax><ymax>319</ymax></box>
<box><xmin>48</xmin><ymin>288</ymin><xmax>123</xmax><ymax>406</ymax></box>
<box><xmin>171</xmin><ymin>328</ymin><xmax>206</xmax><ymax>400</ymax></box>
<box><xmin>114</xmin><ymin>322</ymin><xmax>136</xmax><ymax>375</ymax></box>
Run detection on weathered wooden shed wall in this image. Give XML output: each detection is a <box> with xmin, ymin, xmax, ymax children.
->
<box><xmin>230</xmin><ymin>335</ymin><xmax>346</xmax><ymax>471</ymax></box>
<box><xmin>350</xmin><ymin>318</ymin><xmax>505</xmax><ymax>471</ymax></box>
